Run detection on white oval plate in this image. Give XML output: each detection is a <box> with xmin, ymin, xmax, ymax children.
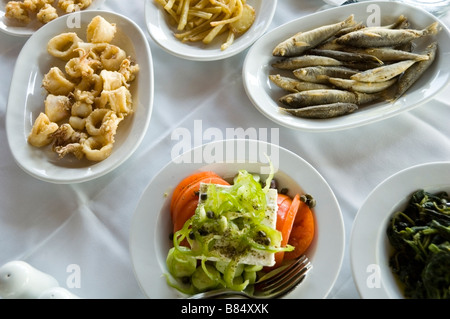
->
<box><xmin>145</xmin><ymin>0</ymin><xmax>277</xmax><ymax>61</ymax></box>
<box><xmin>6</xmin><ymin>10</ymin><xmax>154</xmax><ymax>184</ymax></box>
<box><xmin>243</xmin><ymin>1</ymin><xmax>450</xmax><ymax>132</ymax></box>
<box><xmin>130</xmin><ymin>139</ymin><xmax>344</xmax><ymax>299</ymax></box>
<box><xmin>350</xmin><ymin>161</ymin><xmax>450</xmax><ymax>298</ymax></box>
<box><xmin>0</xmin><ymin>0</ymin><xmax>106</xmax><ymax>37</ymax></box>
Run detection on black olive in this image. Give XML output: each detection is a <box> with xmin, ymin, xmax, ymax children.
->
<box><xmin>206</xmin><ymin>210</ymin><xmax>215</xmax><ymax>219</ymax></box>
<box><xmin>200</xmin><ymin>193</ymin><xmax>208</xmax><ymax>201</ymax></box>
<box><xmin>257</xmin><ymin>230</ymin><xmax>267</xmax><ymax>238</ymax></box>
<box><xmin>270</xmin><ymin>179</ymin><xmax>277</xmax><ymax>189</ymax></box>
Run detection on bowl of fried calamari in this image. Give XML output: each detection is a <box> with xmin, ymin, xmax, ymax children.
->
<box><xmin>6</xmin><ymin>10</ymin><xmax>154</xmax><ymax>183</ymax></box>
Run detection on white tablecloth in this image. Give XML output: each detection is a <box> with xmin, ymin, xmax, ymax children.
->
<box><xmin>1</xmin><ymin>0</ymin><xmax>449</xmax><ymax>299</ymax></box>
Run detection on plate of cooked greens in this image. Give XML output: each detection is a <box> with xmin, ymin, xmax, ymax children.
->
<box><xmin>350</xmin><ymin>161</ymin><xmax>450</xmax><ymax>299</ymax></box>
<box><xmin>243</xmin><ymin>1</ymin><xmax>450</xmax><ymax>132</ymax></box>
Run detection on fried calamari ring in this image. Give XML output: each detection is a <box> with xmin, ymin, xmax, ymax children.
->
<box><xmin>5</xmin><ymin>1</ymin><xmax>30</xmax><ymax>24</ymax></box>
<box><xmin>85</xmin><ymin>108</ymin><xmax>122</xmax><ymax>142</ymax></box>
<box><xmin>42</xmin><ymin>67</ymin><xmax>75</xmax><ymax>96</ymax></box>
<box><xmin>82</xmin><ymin>136</ymin><xmax>113</xmax><ymax>161</ymax></box>
<box><xmin>47</xmin><ymin>32</ymin><xmax>82</xmax><ymax>61</ymax></box>
<box><xmin>58</xmin><ymin>0</ymin><xmax>93</xmax><ymax>13</ymax></box>
<box><xmin>74</xmin><ymin>74</ymin><xmax>103</xmax><ymax>103</ymax></box>
<box><xmin>44</xmin><ymin>94</ymin><xmax>71</xmax><ymax>122</ymax></box>
<box><xmin>100</xmin><ymin>70</ymin><xmax>127</xmax><ymax>91</ymax></box>
<box><xmin>28</xmin><ymin>113</ymin><xmax>59</xmax><ymax>147</ymax></box>
<box><xmin>87</xmin><ymin>15</ymin><xmax>117</xmax><ymax>43</ymax></box>
<box><xmin>97</xmin><ymin>86</ymin><xmax>133</xmax><ymax>115</ymax></box>
<box><xmin>100</xmin><ymin>44</ymin><xmax>127</xmax><ymax>71</ymax></box>
<box><xmin>36</xmin><ymin>3</ymin><xmax>58</xmax><ymax>24</ymax></box>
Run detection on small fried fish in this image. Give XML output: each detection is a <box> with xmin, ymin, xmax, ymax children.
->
<box><xmin>281</xmin><ymin>102</ymin><xmax>358</xmax><ymax>119</ymax></box>
<box><xmin>279</xmin><ymin>89</ymin><xmax>381</xmax><ymax>108</ymax></box>
<box><xmin>350</xmin><ymin>60</ymin><xmax>416</xmax><ymax>82</ymax></box>
<box><xmin>293</xmin><ymin>66</ymin><xmax>358</xmax><ymax>84</ymax></box>
<box><xmin>328</xmin><ymin>77</ymin><xmax>398</xmax><ymax>93</ymax></box>
<box><xmin>360</xmin><ymin>47</ymin><xmax>430</xmax><ymax>62</ymax></box>
<box><xmin>269</xmin><ymin>74</ymin><xmax>331</xmax><ymax>92</ymax></box>
<box><xmin>393</xmin><ymin>42</ymin><xmax>438</xmax><ymax>100</ymax></box>
<box><xmin>272</xmin><ymin>55</ymin><xmax>343</xmax><ymax>70</ymax></box>
<box><xmin>336</xmin><ymin>22</ymin><xmax>440</xmax><ymax>48</ymax></box>
<box><xmin>273</xmin><ymin>15</ymin><xmax>356</xmax><ymax>57</ymax></box>
<box><xmin>308</xmin><ymin>48</ymin><xmax>383</xmax><ymax>65</ymax></box>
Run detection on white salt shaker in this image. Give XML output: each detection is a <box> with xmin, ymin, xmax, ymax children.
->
<box><xmin>0</xmin><ymin>261</ymin><xmax>59</xmax><ymax>299</ymax></box>
<box><xmin>39</xmin><ymin>287</ymin><xmax>80</xmax><ymax>299</ymax></box>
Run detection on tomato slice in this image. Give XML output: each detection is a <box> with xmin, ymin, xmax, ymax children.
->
<box><xmin>284</xmin><ymin>201</ymin><xmax>315</xmax><ymax>261</ymax></box>
<box><xmin>170</xmin><ymin>171</ymin><xmax>219</xmax><ymax>219</ymax></box>
<box><xmin>276</xmin><ymin>194</ymin><xmax>292</xmax><ymax>231</ymax></box>
<box><xmin>173</xmin><ymin>198</ymin><xmax>199</xmax><ymax>233</ymax></box>
<box><xmin>171</xmin><ymin>176</ymin><xmax>229</xmax><ymax>233</ymax></box>
<box><xmin>273</xmin><ymin>194</ymin><xmax>301</xmax><ymax>267</ymax></box>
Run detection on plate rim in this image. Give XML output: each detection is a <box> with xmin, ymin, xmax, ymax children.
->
<box><xmin>129</xmin><ymin>138</ymin><xmax>345</xmax><ymax>299</ymax></box>
<box><xmin>144</xmin><ymin>0</ymin><xmax>278</xmax><ymax>61</ymax></box>
<box><xmin>5</xmin><ymin>9</ymin><xmax>154</xmax><ymax>184</ymax></box>
<box><xmin>350</xmin><ymin>161</ymin><xmax>450</xmax><ymax>299</ymax></box>
<box><xmin>242</xmin><ymin>0</ymin><xmax>450</xmax><ymax>132</ymax></box>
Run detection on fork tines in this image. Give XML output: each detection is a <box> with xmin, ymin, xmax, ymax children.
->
<box><xmin>255</xmin><ymin>255</ymin><xmax>312</xmax><ymax>297</ymax></box>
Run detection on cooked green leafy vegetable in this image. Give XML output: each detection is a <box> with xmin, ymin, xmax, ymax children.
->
<box><xmin>387</xmin><ymin>189</ymin><xmax>450</xmax><ymax>299</ymax></box>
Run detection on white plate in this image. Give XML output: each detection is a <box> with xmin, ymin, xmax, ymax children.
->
<box><xmin>243</xmin><ymin>1</ymin><xmax>450</xmax><ymax>132</ymax></box>
<box><xmin>0</xmin><ymin>0</ymin><xmax>106</xmax><ymax>37</ymax></box>
<box><xmin>130</xmin><ymin>139</ymin><xmax>344</xmax><ymax>299</ymax></box>
<box><xmin>350</xmin><ymin>161</ymin><xmax>450</xmax><ymax>298</ymax></box>
<box><xmin>144</xmin><ymin>0</ymin><xmax>277</xmax><ymax>61</ymax></box>
<box><xmin>5</xmin><ymin>10</ymin><xmax>154</xmax><ymax>184</ymax></box>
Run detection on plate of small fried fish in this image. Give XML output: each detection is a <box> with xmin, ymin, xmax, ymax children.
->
<box><xmin>243</xmin><ymin>1</ymin><xmax>450</xmax><ymax>132</ymax></box>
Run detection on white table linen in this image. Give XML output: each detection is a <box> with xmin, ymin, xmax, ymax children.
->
<box><xmin>1</xmin><ymin>0</ymin><xmax>449</xmax><ymax>299</ymax></box>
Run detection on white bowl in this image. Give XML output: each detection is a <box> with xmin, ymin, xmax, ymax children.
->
<box><xmin>350</xmin><ymin>161</ymin><xmax>450</xmax><ymax>298</ymax></box>
<box><xmin>129</xmin><ymin>139</ymin><xmax>344</xmax><ymax>299</ymax></box>
<box><xmin>144</xmin><ymin>0</ymin><xmax>277</xmax><ymax>61</ymax></box>
<box><xmin>243</xmin><ymin>1</ymin><xmax>450</xmax><ymax>132</ymax></box>
<box><xmin>0</xmin><ymin>0</ymin><xmax>106</xmax><ymax>37</ymax></box>
<box><xmin>5</xmin><ymin>10</ymin><xmax>154</xmax><ymax>184</ymax></box>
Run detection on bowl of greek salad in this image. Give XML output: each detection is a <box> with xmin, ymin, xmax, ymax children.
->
<box><xmin>129</xmin><ymin>139</ymin><xmax>344</xmax><ymax>298</ymax></box>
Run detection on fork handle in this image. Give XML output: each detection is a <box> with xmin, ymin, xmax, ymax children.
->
<box><xmin>188</xmin><ymin>288</ymin><xmax>252</xmax><ymax>299</ymax></box>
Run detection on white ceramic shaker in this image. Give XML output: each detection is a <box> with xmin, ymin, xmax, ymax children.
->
<box><xmin>0</xmin><ymin>261</ymin><xmax>59</xmax><ymax>299</ymax></box>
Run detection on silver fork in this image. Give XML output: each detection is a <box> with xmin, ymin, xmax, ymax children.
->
<box><xmin>188</xmin><ymin>255</ymin><xmax>312</xmax><ymax>299</ymax></box>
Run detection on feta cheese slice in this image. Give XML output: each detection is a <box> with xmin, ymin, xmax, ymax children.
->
<box><xmin>193</xmin><ymin>182</ymin><xmax>279</xmax><ymax>267</ymax></box>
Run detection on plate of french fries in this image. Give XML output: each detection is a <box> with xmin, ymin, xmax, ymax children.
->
<box><xmin>145</xmin><ymin>0</ymin><xmax>277</xmax><ymax>61</ymax></box>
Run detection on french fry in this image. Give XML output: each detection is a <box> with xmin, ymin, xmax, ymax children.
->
<box><xmin>155</xmin><ymin>0</ymin><xmax>255</xmax><ymax>50</ymax></box>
